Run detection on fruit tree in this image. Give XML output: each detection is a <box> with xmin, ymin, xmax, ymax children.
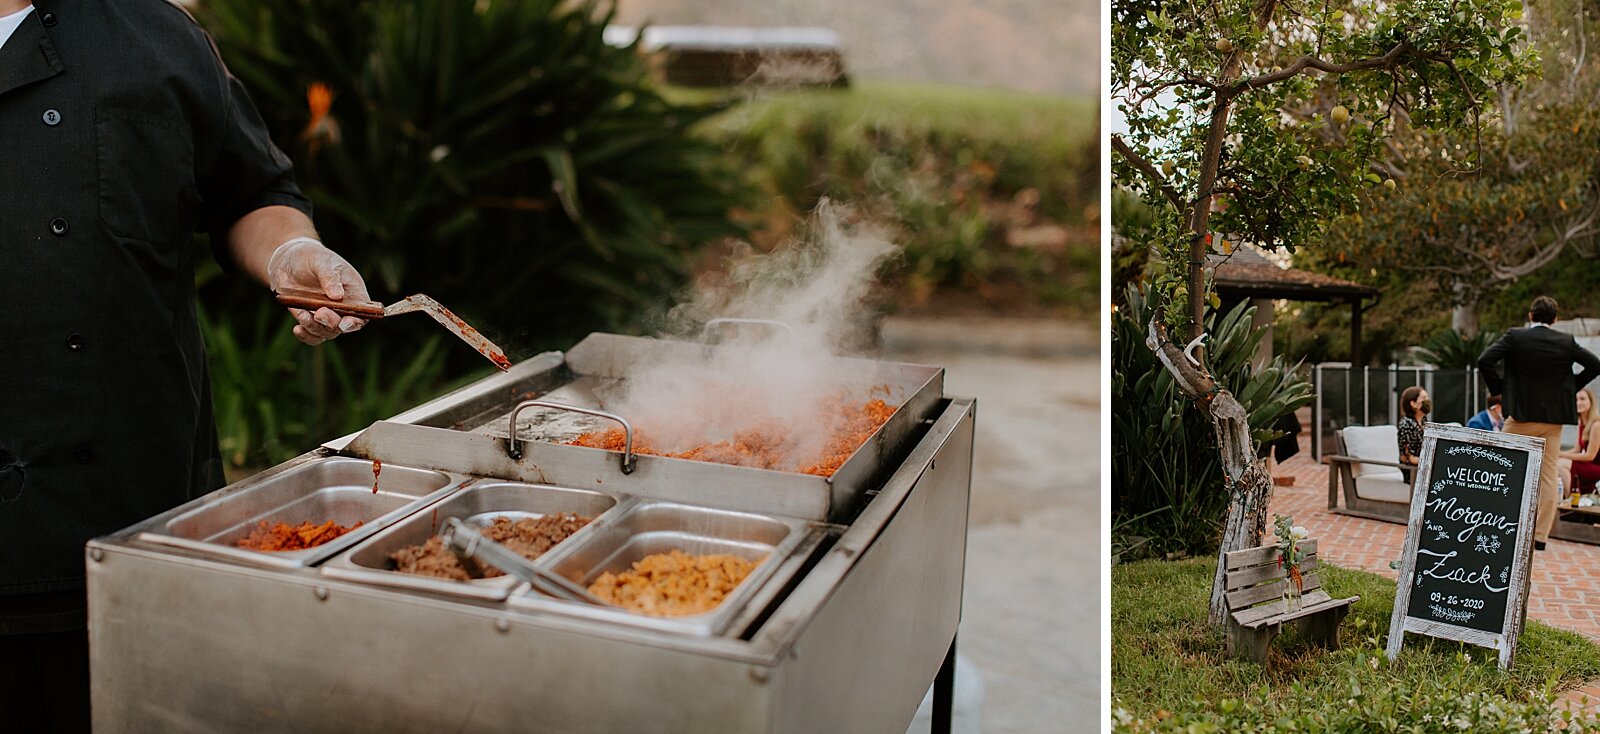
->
<box><xmin>1112</xmin><ymin>0</ymin><xmax>1538</xmax><ymax>626</ymax></box>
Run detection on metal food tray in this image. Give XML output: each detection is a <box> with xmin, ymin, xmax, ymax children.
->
<box><xmin>88</xmin><ymin>386</ymin><xmax>978</xmax><ymax>733</ymax></box>
<box><xmin>337</xmin><ymin>332</ymin><xmax>945</xmax><ymax>522</ymax></box>
<box><xmin>321</xmin><ymin>481</ymin><xmax>621</xmax><ymax>601</ymax></box>
<box><xmin>509</xmin><ymin>500</ymin><xmax>810</xmax><ymax>636</ymax></box>
<box><xmin>134</xmin><ymin>457</ymin><xmax>463</xmax><ymax>570</ymax></box>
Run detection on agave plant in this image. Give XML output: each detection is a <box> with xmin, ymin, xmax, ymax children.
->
<box><xmin>191</xmin><ymin>0</ymin><xmax>743</xmax><ymax>467</ymax></box>
<box><xmin>1416</xmin><ymin>328</ymin><xmax>1494</xmax><ymax>369</ymax></box>
<box><xmin>1111</xmin><ymin>285</ymin><xmax>1314</xmax><ymax>559</ymax></box>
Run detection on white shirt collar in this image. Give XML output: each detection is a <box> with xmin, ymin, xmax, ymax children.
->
<box><xmin>0</xmin><ymin>5</ymin><xmax>35</xmax><ymax>52</ymax></box>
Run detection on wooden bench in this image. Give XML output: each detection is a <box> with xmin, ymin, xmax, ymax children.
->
<box><xmin>1224</xmin><ymin>538</ymin><xmax>1360</xmax><ymax>663</ymax></box>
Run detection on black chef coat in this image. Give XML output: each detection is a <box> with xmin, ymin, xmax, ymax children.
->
<box><xmin>0</xmin><ymin>0</ymin><xmax>311</xmax><ymax>630</ymax></box>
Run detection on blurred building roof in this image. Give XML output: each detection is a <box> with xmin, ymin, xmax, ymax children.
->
<box><xmin>604</xmin><ymin>25</ymin><xmax>848</xmax><ymax>88</ymax></box>
<box><xmin>603</xmin><ymin>26</ymin><xmax>843</xmax><ymax>52</ymax></box>
<box><xmin>1209</xmin><ymin>245</ymin><xmax>1378</xmax><ymax>302</ymax></box>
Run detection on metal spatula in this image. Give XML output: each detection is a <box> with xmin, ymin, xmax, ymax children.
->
<box><xmin>274</xmin><ymin>287</ymin><xmax>512</xmax><ymax>371</ymax></box>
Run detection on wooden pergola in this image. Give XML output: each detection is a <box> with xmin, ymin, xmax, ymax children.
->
<box><xmin>1209</xmin><ymin>248</ymin><xmax>1381</xmax><ymax>366</ymax></box>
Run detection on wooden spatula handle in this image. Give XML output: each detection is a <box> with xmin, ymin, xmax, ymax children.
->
<box><xmin>273</xmin><ymin>287</ymin><xmax>387</xmax><ymax>319</ymax></box>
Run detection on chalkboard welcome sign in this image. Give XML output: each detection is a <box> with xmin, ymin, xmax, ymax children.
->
<box><xmin>1386</xmin><ymin>424</ymin><xmax>1543</xmax><ymax>669</ymax></box>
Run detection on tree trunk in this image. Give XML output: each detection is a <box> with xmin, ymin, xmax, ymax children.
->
<box><xmin>1451</xmin><ymin>282</ymin><xmax>1479</xmax><ymax>336</ymax></box>
<box><xmin>1451</xmin><ymin>302</ymin><xmax>1479</xmax><ymax>337</ymax></box>
<box><xmin>1184</xmin><ymin>3</ymin><xmax>1279</xmax><ymax>344</ymax></box>
<box><xmin>1186</xmin><ymin>102</ymin><xmax>1230</xmax><ymax>343</ymax></box>
<box><xmin>1148</xmin><ymin>317</ymin><xmax>1275</xmax><ymax>627</ymax></box>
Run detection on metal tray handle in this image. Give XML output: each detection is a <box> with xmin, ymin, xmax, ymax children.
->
<box><xmin>701</xmin><ymin>318</ymin><xmax>794</xmax><ymax>343</ymax></box>
<box><xmin>506</xmin><ymin>400</ymin><xmax>636</xmax><ymax>474</ymax></box>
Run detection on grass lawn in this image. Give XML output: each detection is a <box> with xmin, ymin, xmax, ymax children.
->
<box><xmin>673</xmin><ymin>80</ymin><xmax>1096</xmax><ymax>139</ymax></box>
<box><xmin>1113</xmin><ymin>557</ymin><xmax>1600</xmax><ymax>731</ymax></box>
<box><xmin>693</xmin><ymin>81</ymin><xmax>1098</xmax><ymax>160</ymax></box>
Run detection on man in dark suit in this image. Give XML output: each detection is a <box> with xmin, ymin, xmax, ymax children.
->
<box><xmin>1478</xmin><ymin>296</ymin><xmax>1600</xmax><ymax>550</ymax></box>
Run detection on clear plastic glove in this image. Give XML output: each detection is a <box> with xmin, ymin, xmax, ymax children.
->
<box><xmin>266</xmin><ymin>237</ymin><xmax>372</xmax><ymax>346</ymax></box>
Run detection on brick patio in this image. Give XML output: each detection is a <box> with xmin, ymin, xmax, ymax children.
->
<box><xmin>1266</xmin><ymin>414</ymin><xmax>1600</xmax><ymax>716</ymax></box>
<box><xmin>1270</xmin><ymin>428</ymin><xmax>1600</xmax><ymax>641</ymax></box>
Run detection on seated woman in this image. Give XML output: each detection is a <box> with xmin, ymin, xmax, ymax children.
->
<box><xmin>1560</xmin><ymin>388</ymin><xmax>1600</xmax><ymax>496</ymax></box>
<box><xmin>1397</xmin><ymin>385</ymin><xmax>1429</xmax><ymax>469</ymax></box>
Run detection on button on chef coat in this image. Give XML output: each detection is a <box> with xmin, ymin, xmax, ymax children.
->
<box><xmin>0</xmin><ymin>0</ymin><xmax>311</xmax><ymax>625</ymax></box>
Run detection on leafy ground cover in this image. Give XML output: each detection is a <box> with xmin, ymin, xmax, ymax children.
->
<box><xmin>1113</xmin><ymin>558</ymin><xmax>1600</xmax><ymax>732</ymax></box>
<box><xmin>695</xmin><ymin>81</ymin><xmax>1099</xmax><ymax>318</ymax></box>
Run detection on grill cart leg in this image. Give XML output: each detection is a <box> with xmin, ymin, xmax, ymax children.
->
<box><xmin>932</xmin><ymin>634</ymin><xmax>956</xmax><ymax>734</ymax></box>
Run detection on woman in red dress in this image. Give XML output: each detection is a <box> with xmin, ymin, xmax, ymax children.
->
<box><xmin>1559</xmin><ymin>389</ymin><xmax>1600</xmax><ymax>495</ymax></box>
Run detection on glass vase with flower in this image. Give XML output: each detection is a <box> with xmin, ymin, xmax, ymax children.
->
<box><xmin>1274</xmin><ymin>514</ymin><xmax>1309</xmax><ymax>611</ymax></box>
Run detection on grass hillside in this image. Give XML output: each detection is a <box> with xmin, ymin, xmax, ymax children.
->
<box><xmin>695</xmin><ymin>81</ymin><xmax>1099</xmax><ymax>318</ymax></box>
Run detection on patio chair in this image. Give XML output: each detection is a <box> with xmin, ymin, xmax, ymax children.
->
<box><xmin>1326</xmin><ymin>425</ymin><xmax>1413</xmax><ymax>523</ymax></box>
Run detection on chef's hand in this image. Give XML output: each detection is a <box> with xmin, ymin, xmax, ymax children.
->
<box><xmin>266</xmin><ymin>237</ymin><xmax>372</xmax><ymax>345</ymax></box>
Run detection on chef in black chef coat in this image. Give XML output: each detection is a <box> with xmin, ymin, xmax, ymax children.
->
<box><xmin>0</xmin><ymin>0</ymin><xmax>371</xmax><ymax>728</ymax></box>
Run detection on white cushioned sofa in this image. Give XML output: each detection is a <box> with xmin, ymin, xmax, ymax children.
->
<box><xmin>1327</xmin><ymin>425</ymin><xmax>1414</xmax><ymax>522</ymax></box>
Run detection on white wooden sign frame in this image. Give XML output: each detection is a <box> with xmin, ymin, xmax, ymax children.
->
<box><xmin>1385</xmin><ymin>423</ymin><xmax>1543</xmax><ymax>670</ymax></box>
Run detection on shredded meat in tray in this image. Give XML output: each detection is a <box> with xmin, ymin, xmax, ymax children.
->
<box><xmin>389</xmin><ymin>513</ymin><xmax>592</xmax><ymax>581</ymax></box>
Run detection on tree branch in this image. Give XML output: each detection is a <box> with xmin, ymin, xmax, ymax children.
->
<box><xmin>1229</xmin><ymin>41</ymin><xmax>1413</xmax><ymax>97</ymax></box>
<box><xmin>1442</xmin><ymin>59</ymin><xmax>1484</xmax><ymax>168</ymax></box>
<box><xmin>1112</xmin><ymin>135</ymin><xmax>1189</xmax><ymax>214</ymax></box>
<box><xmin>1492</xmin><ymin>203</ymin><xmax>1600</xmax><ymax>279</ymax></box>
<box><xmin>1574</xmin><ymin>0</ymin><xmax>1588</xmax><ymax>97</ymax></box>
<box><xmin>1146</xmin><ymin>316</ymin><xmax>1219</xmax><ymax>403</ymax></box>
<box><xmin>1133</xmin><ymin>76</ymin><xmax>1219</xmax><ymax>107</ymax></box>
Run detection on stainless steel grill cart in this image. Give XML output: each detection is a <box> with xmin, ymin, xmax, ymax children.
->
<box><xmin>88</xmin><ymin>333</ymin><xmax>975</xmax><ymax>733</ymax></box>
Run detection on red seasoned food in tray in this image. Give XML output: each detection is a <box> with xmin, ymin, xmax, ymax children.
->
<box><xmin>568</xmin><ymin>396</ymin><xmax>895</xmax><ymax>477</ymax></box>
<box><xmin>236</xmin><ymin>520</ymin><xmax>364</xmax><ymax>552</ymax></box>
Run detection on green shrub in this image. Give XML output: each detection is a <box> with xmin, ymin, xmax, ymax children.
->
<box><xmin>201</xmin><ymin>296</ymin><xmax>476</xmax><ymax>474</ymax></box>
<box><xmin>1114</xmin><ymin>675</ymin><xmax>1596</xmax><ymax>732</ymax></box>
<box><xmin>1111</xmin><ymin>286</ymin><xmax>1313</xmax><ymax>559</ymax></box>
<box><xmin>699</xmin><ymin>83</ymin><xmax>1098</xmax><ymax>315</ymax></box>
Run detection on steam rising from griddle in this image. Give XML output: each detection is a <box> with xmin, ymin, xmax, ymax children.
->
<box><xmin>599</xmin><ymin>200</ymin><xmax>902</xmax><ymax>470</ymax></box>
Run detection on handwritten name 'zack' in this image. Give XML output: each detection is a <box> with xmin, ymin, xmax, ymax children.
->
<box><xmin>1417</xmin><ymin>549</ymin><xmax>1509</xmax><ymax>593</ymax></box>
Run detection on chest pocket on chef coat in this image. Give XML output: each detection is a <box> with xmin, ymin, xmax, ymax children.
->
<box><xmin>95</xmin><ymin>106</ymin><xmax>199</xmax><ymax>243</ymax></box>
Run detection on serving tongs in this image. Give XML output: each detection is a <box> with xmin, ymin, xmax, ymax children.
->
<box><xmin>438</xmin><ymin>517</ymin><xmax>605</xmax><ymax>605</ymax></box>
<box><xmin>274</xmin><ymin>287</ymin><xmax>512</xmax><ymax>372</ymax></box>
